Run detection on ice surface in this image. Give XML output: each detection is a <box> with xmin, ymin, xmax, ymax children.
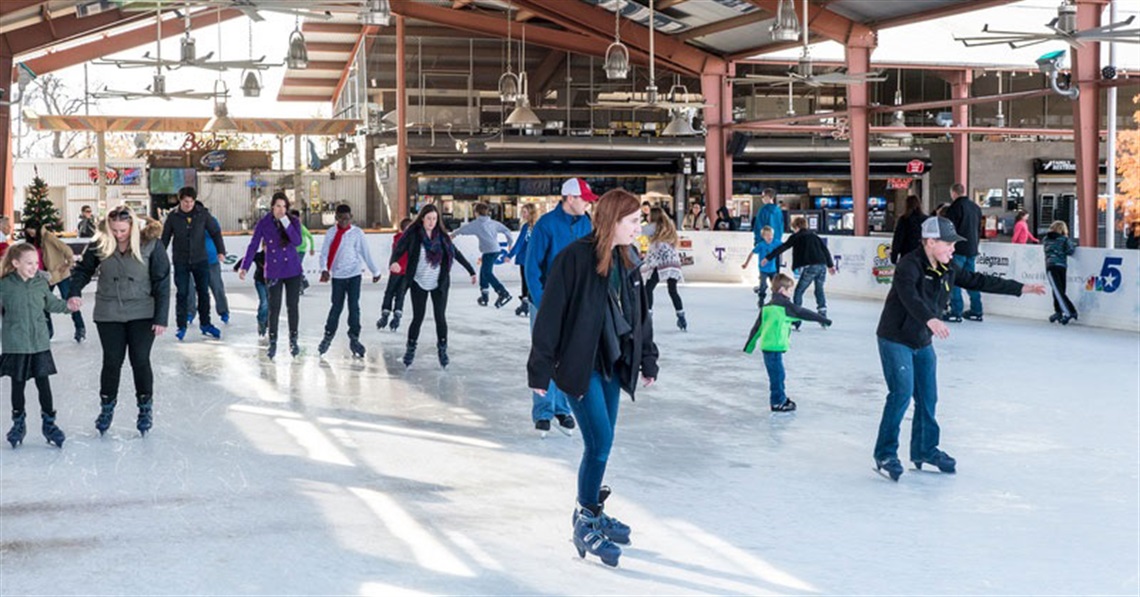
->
<box><xmin>2</xmin><ymin>282</ymin><xmax>1137</xmax><ymax>595</ymax></box>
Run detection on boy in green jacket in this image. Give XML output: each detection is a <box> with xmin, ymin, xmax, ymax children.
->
<box><xmin>744</xmin><ymin>273</ymin><xmax>831</xmax><ymax>412</ymax></box>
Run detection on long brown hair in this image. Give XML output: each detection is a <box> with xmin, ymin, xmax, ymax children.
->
<box><xmin>592</xmin><ymin>188</ymin><xmax>640</xmax><ymax>276</ymax></box>
<box><xmin>649</xmin><ymin>207</ymin><xmax>678</xmax><ymax>246</ymax></box>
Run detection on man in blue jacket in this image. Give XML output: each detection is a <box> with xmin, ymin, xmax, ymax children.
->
<box><xmin>524</xmin><ymin>178</ymin><xmax>597</xmax><ymax>437</ymax></box>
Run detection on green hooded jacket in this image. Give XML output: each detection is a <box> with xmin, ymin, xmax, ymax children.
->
<box><xmin>744</xmin><ymin>293</ymin><xmax>831</xmax><ymax>354</ymax></box>
<box><xmin>0</xmin><ymin>273</ymin><xmax>71</xmax><ymax>354</ymax></box>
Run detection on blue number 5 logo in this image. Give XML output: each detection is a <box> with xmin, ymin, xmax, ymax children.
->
<box><xmin>1099</xmin><ymin>256</ymin><xmax>1123</xmax><ymax>293</ymax></box>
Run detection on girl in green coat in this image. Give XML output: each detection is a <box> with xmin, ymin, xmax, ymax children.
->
<box><xmin>0</xmin><ymin>243</ymin><xmax>78</xmax><ymax>448</ymax></box>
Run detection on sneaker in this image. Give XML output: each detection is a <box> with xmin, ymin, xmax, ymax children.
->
<box><xmin>221</xmin><ymin>313</ymin><xmax>230</xmax><ymax>325</ymax></box>
<box><xmin>555</xmin><ymin>413</ymin><xmax>576</xmax><ymax>431</ymax></box>
<box><xmin>962</xmin><ymin>311</ymin><xmax>984</xmax><ymax>322</ymax></box>
<box><xmin>875</xmin><ymin>457</ymin><xmax>904</xmax><ymax>482</ymax></box>
<box><xmin>913</xmin><ymin>449</ymin><xmax>956</xmax><ymax>473</ymax></box>
<box><xmin>200</xmin><ymin>324</ymin><xmax>221</xmax><ymax>339</ymax></box>
<box><xmin>175</xmin><ymin>327</ymin><xmax>187</xmax><ymax>341</ymax></box>
<box><xmin>771</xmin><ymin>399</ymin><xmax>797</xmax><ymax>412</ymax></box>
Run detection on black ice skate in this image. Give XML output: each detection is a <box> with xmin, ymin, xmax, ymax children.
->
<box><xmin>349</xmin><ymin>336</ymin><xmax>366</xmax><ymax>358</ymax></box>
<box><xmin>402</xmin><ymin>340</ymin><xmax>417</xmax><ymax>367</ymax></box>
<box><xmin>437</xmin><ymin>340</ymin><xmax>449</xmax><ymax>368</ymax></box>
<box><xmin>514</xmin><ymin>301</ymin><xmax>529</xmax><ymax>317</ymax></box>
<box><xmin>95</xmin><ymin>397</ymin><xmax>116</xmax><ymax>436</ymax></box>
<box><xmin>318</xmin><ymin>332</ymin><xmax>335</xmax><ymax>356</ymax></box>
<box><xmin>136</xmin><ymin>398</ymin><xmax>153</xmax><ymax>437</ymax></box>
<box><xmin>875</xmin><ymin>457</ymin><xmax>904</xmax><ymax>482</ymax></box>
<box><xmin>41</xmin><ymin>411</ymin><xmax>64</xmax><ymax>448</ymax></box>
<box><xmin>289</xmin><ymin>332</ymin><xmax>301</xmax><ymax>357</ymax></box>
<box><xmin>554</xmin><ymin>413</ymin><xmax>576</xmax><ymax>436</ymax></box>
<box><xmin>376</xmin><ymin>310</ymin><xmax>390</xmax><ymax>329</ymax></box>
<box><xmin>477</xmin><ymin>291</ymin><xmax>489</xmax><ymax>307</ymax></box>
<box><xmin>494</xmin><ymin>292</ymin><xmax>512</xmax><ymax>309</ymax></box>
<box><xmin>7</xmin><ymin>411</ymin><xmax>26</xmax><ymax>448</ymax></box>
<box><xmin>913</xmin><ymin>449</ymin><xmax>956</xmax><ymax>474</ymax></box>
<box><xmin>389</xmin><ymin>311</ymin><xmax>402</xmax><ymax>331</ymax></box>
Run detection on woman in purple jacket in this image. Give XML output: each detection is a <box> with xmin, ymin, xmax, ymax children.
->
<box><xmin>240</xmin><ymin>193</ymin><xmax>303</xmax><ymax>359</ymax></box>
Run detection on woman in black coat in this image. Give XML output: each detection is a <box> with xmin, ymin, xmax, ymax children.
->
<box><xmin>890</xmin><ymin>195</ymin><xmax>925</xmax><ymax>264</ymax></box>
<box><xmin>389</xmin><ymin>204</ymin><xmax>475</xmax><ymax>368</ymax></box>
<box><xmin>527</xmin><ymin>188</ymin><xmax>659</xmax><ymax>568</ymax></box>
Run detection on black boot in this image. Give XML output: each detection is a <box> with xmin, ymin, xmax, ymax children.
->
<box><xmin>402</xmin><ymin>340</ymin><xmax>417</xmax><ymax>367</ymax></box>
<box><xmin>41</xmin><ymin>411</ymin><xmax>65</xmax><ymax>448</ymax></box>
<box><xmin>437</xmin><ymin>340</ymin><xmax>449</xmax><ymax>368</ymax></box>
<box><xmin>267</xmin><ymin>333</ymin><xmax>278</xmax><ymax>360</ymax></box>
<box><xmin>95</xmin><ymin>396</ymin><xmax>117</xmax><ymax>435</ymax></box>
<box><xmin>389</xmin><ymin>310</ymin><xmax>402</xmax><ymax>331</ymax></box>
<box><xmin>289</xmin><ymin>331</ymin><xmax>301</xmax><ymax>357</ymax></box>
<box><xmin>7</xmin><ymin>410</ymin><xmax>26</xmax><ymax>448</ymax></box>
<box><xmin>136</xmin><ymin>396</ymin><xmax>153</xmax><ymax>436</ymax></box>
<box><xmin>349</xmin><ymin>334</ymin><xmax>365</xmax><ymax>358</ymax></box>
<box><xmin>318</xmin><ymin>331</ymin><xmax>334</xmax><ymax>355</ymax></box>
<box><xmin>376</xmin><ymin>309</ymin><xmax>390</xmax><ymax>329</ymax></box>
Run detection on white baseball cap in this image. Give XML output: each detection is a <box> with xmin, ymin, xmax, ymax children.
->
<box><xmin>560</xmin><ymin>178</ymin><xmax>599</xmax><ymax>202</ymax></box>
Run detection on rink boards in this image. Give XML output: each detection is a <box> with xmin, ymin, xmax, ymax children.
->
<box><xmin>214</xmin><ymin>231</ymin><xmax>1139</xmax><ymax>332</ymax></box>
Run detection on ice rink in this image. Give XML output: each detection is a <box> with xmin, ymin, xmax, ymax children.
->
<box><xmin>1</xmin><ymin>281</ymin><xmax>1137</xmax><ymax>595</ymax></box>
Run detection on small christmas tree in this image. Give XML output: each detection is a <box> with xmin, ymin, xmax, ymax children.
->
<box><xmin>22</xmin><ymin>168</ymin><xmax>62</xmax><ymax>233</ymax></box>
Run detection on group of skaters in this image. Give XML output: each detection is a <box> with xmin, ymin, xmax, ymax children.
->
<box><xmin>0</xmin><ymin>174</ymin><xmax>1082</xmax><ymax>569</ymax></box>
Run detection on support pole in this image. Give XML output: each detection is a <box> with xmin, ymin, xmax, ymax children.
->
<box><xmin>701</xmin><ymin>72</ymin><xmax>725</xmax><ymax>221</ymax></box>
<box><xmin>96</xmin><ymin>131</ymin><xmax>107</xmax><ymax>207</ymax></box>
<box><xmin>1105</xmin><ymin>0</ymin><xmax>1117</xmax><ymax>249</ymax></box>
<box><xmin>395</xmin><ymin>14</ymin><xmax>409</xmax><ymax>225</ymax></box>
<box><xmin>0</xmin><ymin>52</ymin><xmax>13</xmax><ymax>220</ymax></box>
<box><xmin>949</xmin><ymin>71</ymin><xmax>972</xmax><ymax>192</ymax></box>
<box><xmin>846</xmin><ymin>44</ymin><xmax>872</xmax><ymax>236</ymax></box>
<box><xmin>1071</xmin><ymin>0</ymin><xmax>1104</xmax><ymax>247</ymax></box>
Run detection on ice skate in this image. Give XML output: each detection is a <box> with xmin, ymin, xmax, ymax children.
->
<box><xmin>535</xmin><ymin>419</ymin><xmax>550</xmax><ymax>439</ymax></box>
<box><xmin>349</xmin><ymin>336</ymin><xmax>366</xmax><ymax>359</ymax></box>
<box><xmin>437</xmin><ymin>340</ymin><xmax>449</xmax><ymax>368</ymax></box>
<box><xmin>175</xmin><ymin>327</ymin><xmax>187</xmax><ymax>341</ymax></box>
<box><xmin>962</xmin><ymin>311</ymin><xmax>983</xmax><ymax>322</ymax></box>
<box><xmin>402</xmin><ymin>340</ymin><xmax>417</xmax><ymax>367</ymax></box>
<box><xmin>95</xmin><ymin>398</ymin><xmax>116</xmax><ymax>435</ymax></box>
<box><xmin>7</xmin><ymin>411</ymin><xmax>26</xmax><ymax>448</ymax></box>
<box><xmin>571</xmin><ymin>486</ymin><xmax>631</xmax><ymax>545</ymax></box>
<box><xmin>257</xmin><ymin>321</ymin><xmax>268</xmax><ymax>337</ymax></box>
<box><xmin>221</xmin><ymin>313</ymin><xmax>230</xmax><ymax>325</ymax></box>
<box><xmin>376</xmin><ymin>310</ymin><xmax>390</xmax><ymax>330</ymax></box>
<box><xmin>913</xmin><ymin>449</ymin><xmax>956</xmax><ymax>474</ymax></box>
<box><xmin>267</xmin><ymin>333</ymin><xmax>278</xmax><ymax>360</ymax></box>
<box><xmin>200</xmin><ymin>324</ymin><xmax>222</xmax><ymax>339</ymax></box>
<box><xmin>494</xmin><ymin>292</ymin><xmax>512</xmax><ymax>309</ymax></box>
<box><xmin>771</xmin><ymin>399</ymin><xmax>797</xmax><ymax>412</ymax></box>
<box><xmin>572</xmin><ymin>505</ymin><xmax>621</xmax><ymax>567</ymax></box>
<box><xmin>318</xmin><ymin>331</ymin><xmax>334</xmax><ymax>356</ymax></box>
<box><xmin>136</xmin><ymin>398</ymin><xmax>153</xmax><ymax>436</ymax></box>
<box><xmin>477</xmin><ymin>291</ymin><xmax>489</xmax><ymax>307</ymax></box>
<box><xmin>41</xmin><ymin>411</ymin><xmax>65</xmax><ymax>448</ymax></box>
<box><xmin>554</xmin><ymin>414</ymin><xmax>576</xmax><ymax>436</ymax></box>
<box><xmin>514</xmin><ymin>301</ymin><xmax>529</xmax><ymax>317</ymax></box>
<box><xmin>389</xmin><ymin>311</ymin><xmax>402</xmax><ymax>331</ymax></box>
<box><xmin>875</xmin><ymin>457</ymin><xmax>904</xmax><ymax>482</ymax></box>
<box><xmin>289</xmin><ymin>331</ymin><xmax>301</xmax><ymax>357</ymax></box>
<box><xmin>74</xmin><ymin>325</ymin><xmax>86</xmax><ymax>343</ymax></box>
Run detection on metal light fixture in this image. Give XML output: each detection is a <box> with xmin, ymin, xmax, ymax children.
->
<box><xmin>661</xmin><ymin>110</ymin><xmax>697</xmax><ymax>136</ymax></box>
<box><xmin>769</xmin><ymin>0</ymin><xmax>800</xmax><ymax>42</ymax></box>
<box><xmin>286</xmin><ymin>17</ymin><xmax>308</xmax><ymax>69</ymax></box>
<box><xmin>362</xmin><ymin>0</ymin><xmax>391</xmax><ymax>26</ymax></box>
<box><xmin>498</xmin><ymin>1</ymin><xmax>519</xmax><ymax>103</ymax></box>
<box><xmin>603</xmin><ymin>1</ymin><xmax>629</xmax><ymax>80</ymax></box>
<box><xmin>204</xmin><ymin>80</ymin><xmax>238</xmax><ymax>133</ymax></box>
<box><xmin>241</xmin><ymin>70</ymin><xmax>262</xmax><ymax>97</ymax></box>
<box><xmin>180</xmin><ymin>33</ymin><xmax>196</xmax><ymax>64</ymax></box>
<box><xmin>505</xmin><ymin>26</ymin><xmax>541</xmax><ymax>127</ymax></box>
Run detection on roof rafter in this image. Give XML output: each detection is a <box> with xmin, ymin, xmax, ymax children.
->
<box><xmin>743</xmin><ymin>0</ymin><xmax>875</xmax><ymax>47</ymax></box>
<box><xmin>1</xmin><ymin>7</ymin><xmax>151</xmax><ymax>57</ymax></box>
<box><xmin>676</xmin><ymin>12</ymin><xmax>769</xmax><ymax>42</ymax></box>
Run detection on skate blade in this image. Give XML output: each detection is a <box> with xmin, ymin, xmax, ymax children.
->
<box><xmin>873</xmin><ymin>467</ymin><xmax>901</xmax><ymax>482</ymax></box>
<box><xmin>556</xmin><ymin>426</ymin><xmax>574</xmax><ymax>437</ymax></box>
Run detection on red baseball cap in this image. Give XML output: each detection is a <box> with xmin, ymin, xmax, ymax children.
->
<box><xmin>561</xmin><ymin>178</ymin><xmax>598</xmax><ymax>203</ymax></box>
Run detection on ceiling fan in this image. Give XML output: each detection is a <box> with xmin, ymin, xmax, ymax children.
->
<box><xmin>953</xmin><ymin>0</ymin><xmax>1139</xmax><ymax>49</ymax></box>
<box><xmin>730</xmin><ymin>0</ymin><xmax>886</xmax><ymax>88</ymax></box>
<box><xmin>94</xmin><ymin>6</ymin><xmax>278</xmax><ymax>72</ymax></box>
<box><xmin>90</xmin><ymin>74</ymin><xmax>221</xmax><ymax>101</ymax></box>
<box><xmin>588</xmin><ymin>0</ymin><xmax>710</xmax><ymax>111</ymax></box>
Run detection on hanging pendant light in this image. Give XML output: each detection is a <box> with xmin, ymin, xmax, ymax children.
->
<box><xmin>661</xmin><ymin>109</ymin><xmax>697</xmax><ymax>136</ymax></box>
<box><xmin>769</xmin><ymin>0</ymin><xmax>800</xmax><ymax>42</ymax></box>
<box><xmin>506</xmin><ymin>26</ymin><xmax>541</xmax><ymax>127</ymax></box>
<box><xmin>286</xmin><ymin>17</ymin><xmax>308</xmax><ymax>69</ymax></box>
<box><xmin>362</xmin><ymin>0</ymin><xmax>391</xmax><ymax>26</ymax></box>
<box><xmin>204</xmin><ymin>80</ymin><xmax>238</xmax><ymax>133</ymax></box>
<box><xmin>603</xmin><ymin>1</ymin><xmax>629</xmax><ymax>80</ymax></box>
<box><xmin>498</xmin><ymin>1</ymin><xmax>519</xmax><ymax>103</ymax></box>
<box><xmin>241</xmin><ymin>21</ymin><xmax>261</xmax><ymax>97</ymax></box>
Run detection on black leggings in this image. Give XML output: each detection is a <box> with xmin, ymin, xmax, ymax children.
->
<box><xmin>645</xmin><ymin>271</ymin><xmax>684</xmax><ymax>311</ymax></box>
<box><xmin>518</xmin><ymin>264</ymin><xmax>529</xmax><ymax>300</ymax></box>
<box><xmin>407</xmin><ymin>282</ymin><xmax>448</xmax><ymax>343</ymax></box>
<box><xmin>11</xmin><ymin>377</ymin><xmax>53</xmax><ymax>414</ymax></box>
<box><xmin>96</xmin><ymin>319</ymin><xmax>155</xmax><ymax>401</ymax></box>
<box><xmin>381</xmin><ymin>274</ymin><xmax>407</xmax><ymax>312</ymax></box>
<box><xmin>1047</xmin><ymin>265</ymin><xmax>1078</xmax><ymax>318</ymax></box>
<box><xmin>268</xmin><ymin>275</ymin><xmax>302</xmax><ymax>337</ymax></box>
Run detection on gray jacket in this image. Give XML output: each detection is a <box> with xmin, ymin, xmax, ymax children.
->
<box><xmin>69</xmin><ymin>221</ymin><xmax>172</xmax><ymax>326</ymax></box>
<box><xmin>454</xmin><ymin>215</ymin><xmax>513</xmax><ymax>254</ymax></box>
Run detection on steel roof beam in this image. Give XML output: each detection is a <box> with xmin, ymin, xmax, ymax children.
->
<box><xmin>743</xmin><ymin>0</ymin><xmax>875</xmax><ymax>47</ymax></box>
<box><xmin>676</xmin><ymin>12</ymin><xmax>769</xmax><ymax>42</ymax></box>
<box><xmin>0</xmin><ymin>8</ymin><xmax>149</xmax><ymax>57</ymax></box>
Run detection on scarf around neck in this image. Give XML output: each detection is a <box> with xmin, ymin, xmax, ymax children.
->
<box><xmin>422</xmin><ymin>228</ymin><xmax>447</xmax><ymax>267</ymax></box>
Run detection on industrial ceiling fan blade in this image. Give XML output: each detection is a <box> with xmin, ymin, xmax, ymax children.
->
<box><xmin>1007</xmin><ymin>36</ymin><xmax>1064</xmax><ymax>49</ymax></box>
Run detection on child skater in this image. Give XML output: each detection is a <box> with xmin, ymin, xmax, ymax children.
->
<box><xmin>452</xmin><ymin>203</ymin><xmax>513</xmax><ymax>309</ymax></box>
<box><xmin>1042</xmin><ymin>220</ymin><xmax>1078</xmax><ymax>324</ymax></box>
<box><xmin>742</xmin><ymin>225</ymin><xmax>780</xmax><ymax>308</ymax></box>
<box><xmin>506</xmin><ymin>204</ymin><xmax>538</xmax><ymax>317</ymax></box>
<box><xmin>761</xmin><ymin>216</ymin><xmax>836</xmax><ymax>325</ymax></box>
<box><xmin>641</xmin><ymin>207</ymin><xmax>688</xmax><ymax>331</ymax></box>
<box><xmin>0</xmin><ymin>243</ymin><xmax>79</xmax><ymax>448</ymax></box>
<box><xmin>318</xmin><ymin>204</ymin><xmax>383</xmax><ymax>358</ymax></box>
<box><xmin>377</xmin><ymin>218</ymin><xmax>412</xmax><ymax>331</ymax></box>
<box><xmin>744</xmin><ymin>273</ymin><xmax>831</xmax><ymax>412</ymax></box>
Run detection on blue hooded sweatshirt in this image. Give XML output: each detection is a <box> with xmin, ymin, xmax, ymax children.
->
<box><xmin>524</xmin><ymin>203</ymin><xmax>592</xmax><ymax>309</ymax></box>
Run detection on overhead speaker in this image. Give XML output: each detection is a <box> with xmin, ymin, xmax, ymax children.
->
<box><xmin>727</xmin><ymin>132</ymin><xmax>751</xmax><ymax>158</ymax></box>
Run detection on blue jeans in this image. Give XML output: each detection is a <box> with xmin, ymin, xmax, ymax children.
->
<box><xmin>949</xmin><ymin>255</ymin><xmax>982</xmax><ymax>316</ymax></box>
<box><xmin>762</xmin><ymin>351</ymin><xmax>787</xmax><ymax>406</ymax></box>
<box><xmin>479</xmin><ymin>252</ymin><xmax>507</xmax><ymax>295</ymax></box>
<box><xmin>563</xmin><ymin>371</ymin><xmax>621</xmax><ymax>508</ymax></box>
<box><xmin>757</xmin><ymin>270</ymin><xmax>776</xmax><ymax>307</ymax></box>
<box><xmin>254</xmin><ymin>281</ymin><xmax>269</xmax><ymax>326</ymax></box>
<box><xmin>174</xmin><ymin>260</ymin><xmax>213</xmax><ymax>328</ymax></box>
<box><xmin>187</xmin><ymin>262</ymin><xmax>230</xmax><ymax>317</ymax></box>
<box><xmin>793</xmin><ymin>264</ymin><xmax>827</xmax><ymax>311</ymax></box>
<box><xmin>529</xmin><ymin>301</ymin><xmax>571</xmax><ymax>422</ymax></box>
<box><xmin>324</xmin><ymin>275</ymin><xmax>362</xmax><ymax>338</ymax></box>
<box><xmin>874</xmin><ymin>338</ymin><xmax>941</xmax><ymax>463</ymax></box>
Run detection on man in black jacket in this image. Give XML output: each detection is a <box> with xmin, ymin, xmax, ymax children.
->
<box><xmin>872</xmin><ymin>216</ymin><xmax>1044</xmax><ymax>482</ymax></box>
<box><xmin>942</xmin><ymin>183</ymin><xmax>984</xmax><ymax>321</ymax></box>
<box><xmin>161</xmin><ymin>186</ymin><xmax>227</xmax><ymax>340</ymax></box>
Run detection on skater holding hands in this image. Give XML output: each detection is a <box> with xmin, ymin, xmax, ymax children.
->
<box><xmin>528</xmin><ymin>189</ymin><xmax>658</xmax><ymax>567</ymax></box>
<box><xmin>0</xmin><ymin>243</ymin><xmax>80</xmax><ymax>448</ymax></box>
<box><xmin>872</xmin><ymin>216</ymin><xmax>1044</xmax><ymax>481</ymax></box>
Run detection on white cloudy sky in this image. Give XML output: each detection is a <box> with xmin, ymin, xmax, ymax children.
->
<box><xmin>23</xmin><ymin>0</ymin><xmax>1140</xmax><ymax>121</ymax></box>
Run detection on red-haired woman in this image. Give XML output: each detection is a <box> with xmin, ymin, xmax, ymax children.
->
<box><xmin>527</xmin><ymin>188</ymin><xmax>659</xmax><ymax>567</ymax></box>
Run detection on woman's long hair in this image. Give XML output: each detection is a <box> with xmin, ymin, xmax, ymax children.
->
<box><xmin>271</xmin><ymin>193</ymin><xmax>292</xmax><ymax>244</ymax></box>
<box><xmin>593</xmin><ymin>188</ymin><xmax>641</xmax><ymax>276</ymax></box>
<box><xmin>903</xmin><ymin>195</ymin><xmax>923</xmax><ymax>218</ymax></box>
<box><xmin>0</xmin><ymin>242</ymin><xmax>37</xmax><ymax>278</ymax></box>
<box><xmin>648</xmin><ymin>207</ymin><xmax>678</xmax><ymax>247</ymax></box>
<box><xmin>520</xmin><ymin>203</ymin><xmax>539</xmax><ymax>228</ymax></box>
<box><xmin>92</xmin><ymin>205</ymin><xmax>143</xmax><ymax>262</ymax></box>
<box><xmin>411</xmin><ymin>203</ymin><xmax>451</xmax><ymax>237</ymax></box>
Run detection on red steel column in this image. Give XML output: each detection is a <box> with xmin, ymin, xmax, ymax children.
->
<box><xmin>395</xmin><ymin>15</ymin><xmax>409</xmax><ymax>224</ymax></box>
<box><xmin>1072</xmin><ymin>0</ymin><xmax>1104</xmax><ymax>246</ymax></box>
<box><xmin>722</xmin><ymin>63</ymin><xmax>735</xmax><ymax>216</ymax></box>
<box><xmin>950</xmin><ymin>70</ymin><xmax>972</xmax><ymax>191</ymax></box>
<box><xmin>701</xmin><ymin>71</ymin><xmax>725</xmax><ymax>219</ymax></box>
<box><xmin>846</xmin><ymin>44</ymin><xmax>872</xmax><ymax>236</ymax></box>
<box><xmin>0</xmin><ymin>52</ymin><xmax>12</xmax><ymax>220</ymax></box>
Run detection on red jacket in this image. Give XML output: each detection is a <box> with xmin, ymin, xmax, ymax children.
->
<box><xmin>1011</xmin><ymin>220</ymin><xmax>1038</xmax><ymax>244</ymax></box>
<box><xmin>391</xmin><ymin>232</ymin><xmax>408</xmax><ymax>274</ymax></box>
